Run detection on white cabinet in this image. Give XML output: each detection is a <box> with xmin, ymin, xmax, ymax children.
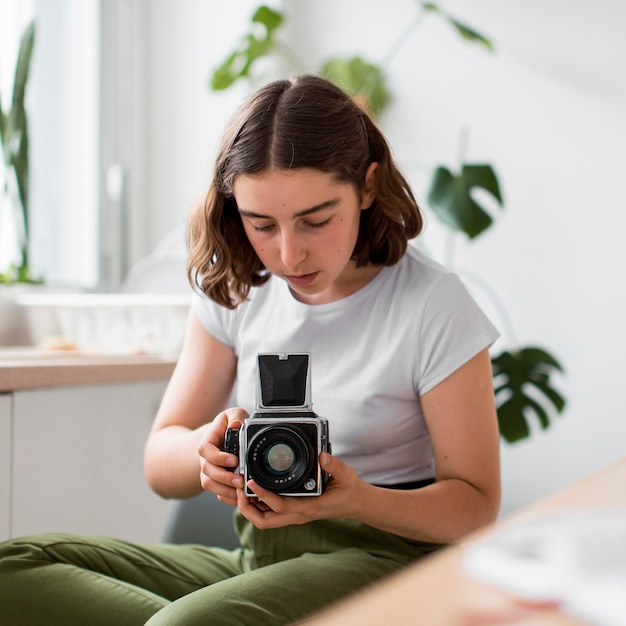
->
<box><xmin>0</xmin><ymin>394</ymin><xmax>11</xmax><ymax>539</ymax></box>
<box><xmin>3</xmin><ymin>380</ymin><xmax>172</xmax><ymax>543</ymax></box>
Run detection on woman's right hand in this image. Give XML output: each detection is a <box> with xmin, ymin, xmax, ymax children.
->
<box><xmin>197</xmin><ymin>407</ymin><xmax>249</xmax><ymax>506</ymax></box>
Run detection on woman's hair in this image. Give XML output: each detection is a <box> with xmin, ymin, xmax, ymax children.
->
<box><xmin>187</xmin><ymin>74</ymin><xmax>423</xmax><ymax>308</ymax></box>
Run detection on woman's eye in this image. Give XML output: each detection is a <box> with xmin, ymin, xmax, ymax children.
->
<box><xmin>306</xmin><ymin>217</ymin><xmax>332</xmax><ymax>229</ymax></box>
<box><xmin>251</xmin><ymin>223</ymin><xmax>275</xmax><ymax>233</ymax></box>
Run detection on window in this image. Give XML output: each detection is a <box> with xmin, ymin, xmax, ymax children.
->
<box><xmin>0</xmin><ymin>0</ymin><xmax>34</xmax><ymax>275</ymax></box>
<box><xmin>31</xmin><ymin>0</ymin><xmax>100</xmax><ymax>287</ymax></box>
<box><xmin>3</xmin><ymin>1</ymin><xmax>265</xmax><ymax>291</ymax></box>
<box><xmin>1</xmin><ymin>0</ymin><xmax>100</xmax><ymax>288</ymax></box>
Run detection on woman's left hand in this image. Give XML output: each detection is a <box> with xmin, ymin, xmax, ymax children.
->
<box><xmin>236</xmin><ymin>453</ymin><xmax>361</xmax><ymax>528</ymax></box>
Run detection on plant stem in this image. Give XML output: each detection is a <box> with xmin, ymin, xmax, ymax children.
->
<box><xmin>453</xmin><ymin>266</ymin><xmax>519</xmax><ymax>347</ymax></box>
<box><xmin>4</xmin><ymin>165</ymin><xmax>28</xmax><ymax>268</ymax></box>
<box><xmin>273</xmin><ymin>40</ymin><xmax>307</xmax><ymax>73</ymax></box>
<box><xmin>380</xmin><ymin>5</ymin><xmax>426</xmax><ymax>68</ymax></box>
<box><xmin>444</xmin><ymin>230</ymin><xmax>456</xmax><ymax>267</ymax></box>
<box><xmin>442</xmin><ymin>126</ymin><xmax>472</xmax><ymax>267</ymax></box>
<box><xmin>457</xmin><ymin>126</ymin><xmax>470</xmax><ymax>169</ymax></box>
<box><xmin>360</xmin><ymin>5</ymin><xmax>426</xmax><ymax>103</ymax></box>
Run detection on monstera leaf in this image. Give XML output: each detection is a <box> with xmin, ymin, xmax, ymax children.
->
<box><xmin>492</xmin><ymin>347</ymin><xmax>566</xmax><ymax>443</ymax></box>
<box><xmin>210</xmin><ymin>6</ymin><xmax>284</xmax><ymax>90</ymax></box>
<box><xmin>427</xmin><ymin>164</ymin><xmax>503</xmax><ymax>239</ymax></box>
<box><xmin>322</xmin><ymin>57</ymin><xmax>390</xmax><ymax>117</ymax></box>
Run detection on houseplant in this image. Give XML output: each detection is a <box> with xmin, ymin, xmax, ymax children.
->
<box><xmin>0</xmin><ymin>19</ymin><xmax>39</xmax><ymax>285</ymax></box>
<box><xmin>208</xmin><ymin>3</ymin><xmax>566</xmax><ymax>443</ymax></box>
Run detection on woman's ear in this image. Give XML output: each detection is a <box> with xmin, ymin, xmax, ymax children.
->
<box><xmin>360</xmin><ymin>162</ymin><xmax>379</xmax><ymax>210</ymax></box>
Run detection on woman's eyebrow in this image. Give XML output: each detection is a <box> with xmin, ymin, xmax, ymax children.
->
<box><xmin>238</xmin><ymin>197</ymin><xmax>341</xmax><ymax>220</ymax></box>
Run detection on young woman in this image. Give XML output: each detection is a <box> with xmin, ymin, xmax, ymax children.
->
<box><xmin>0</xmin><ymin>74</ymin><xmax>501</xmax><ymax>626</ymax></box>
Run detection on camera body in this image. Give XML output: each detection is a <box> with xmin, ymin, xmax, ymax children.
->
<box><xmin>224</xmin><ymin>353</ymin><xmax>330</xmax><ymax>497</ymax></box>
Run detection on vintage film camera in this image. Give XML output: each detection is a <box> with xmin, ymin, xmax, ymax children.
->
<box><xmin>224</xmin><ymin>353</ymin><xmax>331</xmax><ymax>496</ymax></box>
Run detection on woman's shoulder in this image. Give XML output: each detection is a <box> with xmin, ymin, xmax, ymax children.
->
<box><xmin>389</xmin><ymin>244</ymin><xmax>459</xmax><ymax>296</ymax></box>
<box><xmin>402</xmin><ymin>243</ymin><xmax>449</xmax><ymax>274</ymax></box>
<box><xmin>191</xmin><ymin>277</ymin><xmax>286</xmax><ymax>346</ymax></box>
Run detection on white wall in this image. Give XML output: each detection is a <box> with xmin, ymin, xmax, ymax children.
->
<box><xmin>136</xmin><ymin>0</ymin><xmax>626</xmax><ymax>515</ymax></box>
<box><xmin>133</xmin><ymin>0</ymin><xmax>267</xmax><ymax>258</ymax></box>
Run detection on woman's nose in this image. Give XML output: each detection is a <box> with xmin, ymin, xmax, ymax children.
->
<box><xmin>280</xmin><ymin>231</ymin><xmax>306</xmax><ymax>269</ymax></box>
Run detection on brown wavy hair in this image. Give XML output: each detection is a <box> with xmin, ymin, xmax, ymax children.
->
<box><xmin>187</xmin><ymin>74</ymin><xmax>423</xmax><ymax>309</ymax></box>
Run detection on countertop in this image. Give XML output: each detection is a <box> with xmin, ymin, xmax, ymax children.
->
<box><xmin>0</xmin><ymin>348</ymin><xmax>177</xmax><ymax>392</ymax></box>
<box><xmin>306</xmin><ymin>456</ymin><xmax>626</xmax><ymax>625</ymax></box>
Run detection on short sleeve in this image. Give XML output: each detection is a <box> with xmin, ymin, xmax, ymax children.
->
<box><xmin>191</xmin><ymin>291</ymin><xmax>234</xmax><ymax>347</ymax></box>
<box><xmin>416</xmin><ymin>273</ymin><xmax>500</xmax><ymax>395</ymax></box>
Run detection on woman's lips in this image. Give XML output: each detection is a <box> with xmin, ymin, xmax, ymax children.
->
<box><xmin>285</xmin><ymin>272</ymin><xmax>319</xmax><ymax>287</ymax></box>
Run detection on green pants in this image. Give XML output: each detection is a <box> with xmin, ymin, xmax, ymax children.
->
<box><xmin>0</xmin><ymin>511</ymin><xmax>443</xmax><ymax>625</ymax></box>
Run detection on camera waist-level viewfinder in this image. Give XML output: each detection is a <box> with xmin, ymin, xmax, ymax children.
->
<box><xmin>224</xmin><ymin>353</ymin><xmax>331</xmax><ymax>496</ymax></box>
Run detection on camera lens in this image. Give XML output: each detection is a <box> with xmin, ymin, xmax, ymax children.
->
<box><xmin>265</xmin><ymin>442</ymin><xmax>296</xmax><ymax>473</ymax></box>
<box><xmin>247</xmin><ymin>425</ymin><xmax>314</xmax><ymax>492</ymax></box>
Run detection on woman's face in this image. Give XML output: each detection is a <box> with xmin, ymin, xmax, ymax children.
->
<box><xmin>234</xmin><ymin>166</ymin><xmax>377</xmax><ymax>305</ymax></box>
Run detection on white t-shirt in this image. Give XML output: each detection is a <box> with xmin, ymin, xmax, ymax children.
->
<box><xmin>192</xmin><ymin>246</ymin><xmax>499</xmax><ymax>485</ymax></box>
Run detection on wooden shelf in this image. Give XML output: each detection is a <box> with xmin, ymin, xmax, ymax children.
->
<box><xmin>0</xmin><ymin>349</ymin><xmax>176</xmax><ymax>392</ymax></box>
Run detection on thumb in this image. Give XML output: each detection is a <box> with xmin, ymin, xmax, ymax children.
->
<box><xmin>224</xmin><ymin>406</ymin><xmax>249</xmax><ymax>429</ymax></box>
<box><xmin>320</xmin><ymin>452</ymin><xmax>342</xmax><ymax>475</ymax></box>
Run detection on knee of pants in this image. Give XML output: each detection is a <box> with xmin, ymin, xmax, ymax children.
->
<box><xmin>0</xmin><ymin>534</ymin><xmax>168</xmax><ymax>626</ymax></box>
<box><xmin>0</xmin><ymin>534</ymin><xmax>54</xmax><ymax>570</ymax></box>
<box><xmin>144</xmin><ymin>580</ymin><xmax>302</xmax><ymax>626</ymax></box>
<box><xmin>0</xmin><ymin>533</ymin><xmax>93</xmax><ymax>565</ymax></box>
<box><xmin>145</xmin><ymin>547</ymin><xmax>408</xmax><ymax>626</ymax></box>
<box><xmin>145</xmin><ymin>593</ymin><xmax>275</xmax><ymax>626</ymax></box>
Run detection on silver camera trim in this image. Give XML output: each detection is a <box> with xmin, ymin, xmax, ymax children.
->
<box><xmin>239</xmin><ymin>415</ymin><xmax>329</xmax><ymax>497</ymax></box>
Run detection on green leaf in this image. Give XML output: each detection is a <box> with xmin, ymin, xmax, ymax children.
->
<box><xmin>209</xmin><ymin>6</ymin><xmax>284</xmax><ymax>91</ymax></box>
<box><xmin>427</xmin><ymin>163</ymin><xmax>503</xmax><ymax>239</ymax></box>
<box><xmin>0</xmin><ymin>262</ymin><xmax>43</xmax><ymax>285</ymax></box>
<box><xmin>492</xmin><ymin>347</ymin><xmax>566</xmax><ymax>443</ymax></box>
<box><xmin>10</xmin><ymin>20</ymin><xmax>36</xmax><ymax>115</ymax></box>
<box><xmin>251</xmin><ymin>5</ymin><xmax>283</xmax><ymax>32</ymax></box>
<box><xmin>5</xmin><ymin>20</ymin><xmax>35</xmax><ymax>159</ymax></box>
<box><xmin>321</xmin><ymin>57</ymin><xmax>389</xmax><ymax>117</ymax></box>
<box><xmin>1</xmin><ymin>19</ymin><xmax>35</xmax><ymax>269</ymax></box>
<box><xmin>14</xmin><ymin>113</ymin><xmax>30</xmax><ymax>241</ymax></box>
<box><xmin>448</xmin><ymin>18</ymin><xmax>494</xmax><ymax>51</ymax></box>
<box><xmin>210</xmin><ymin>51</ymin><xmax>242</xmax><ymax>91</ymax></box>
<box><xmin>0</xmin><ymin>95</ymin><xmax>5</xmax><ymax>147</ymax></box>
<box><xmin>2</xmin><ymin>21</ymin><xmax>34</xmax><ymax>153</ymax></box>
<box><xmin>421</xmin><ymin>2</ymin><xmax>493</xmax><ymax>52</ymax></box>
<box><xmin>210</xmin><ymin>35</ymin><xmax>274</xmax><ymax>91</ymax></box>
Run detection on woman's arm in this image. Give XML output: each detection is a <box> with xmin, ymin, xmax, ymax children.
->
<box><xmin>239</xmin><ymin>348</ymin><xmax>501</xmax><ymax>544</ymax></box>
<box><xmin>143</xmin><ymin>309</ymin><xmax>238</xmax><ymax>499</ymax></box>
<box><xmin>348</xmin><ymin>347</ymin><xmax>501</xmax><ymax>542</ymax></box>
